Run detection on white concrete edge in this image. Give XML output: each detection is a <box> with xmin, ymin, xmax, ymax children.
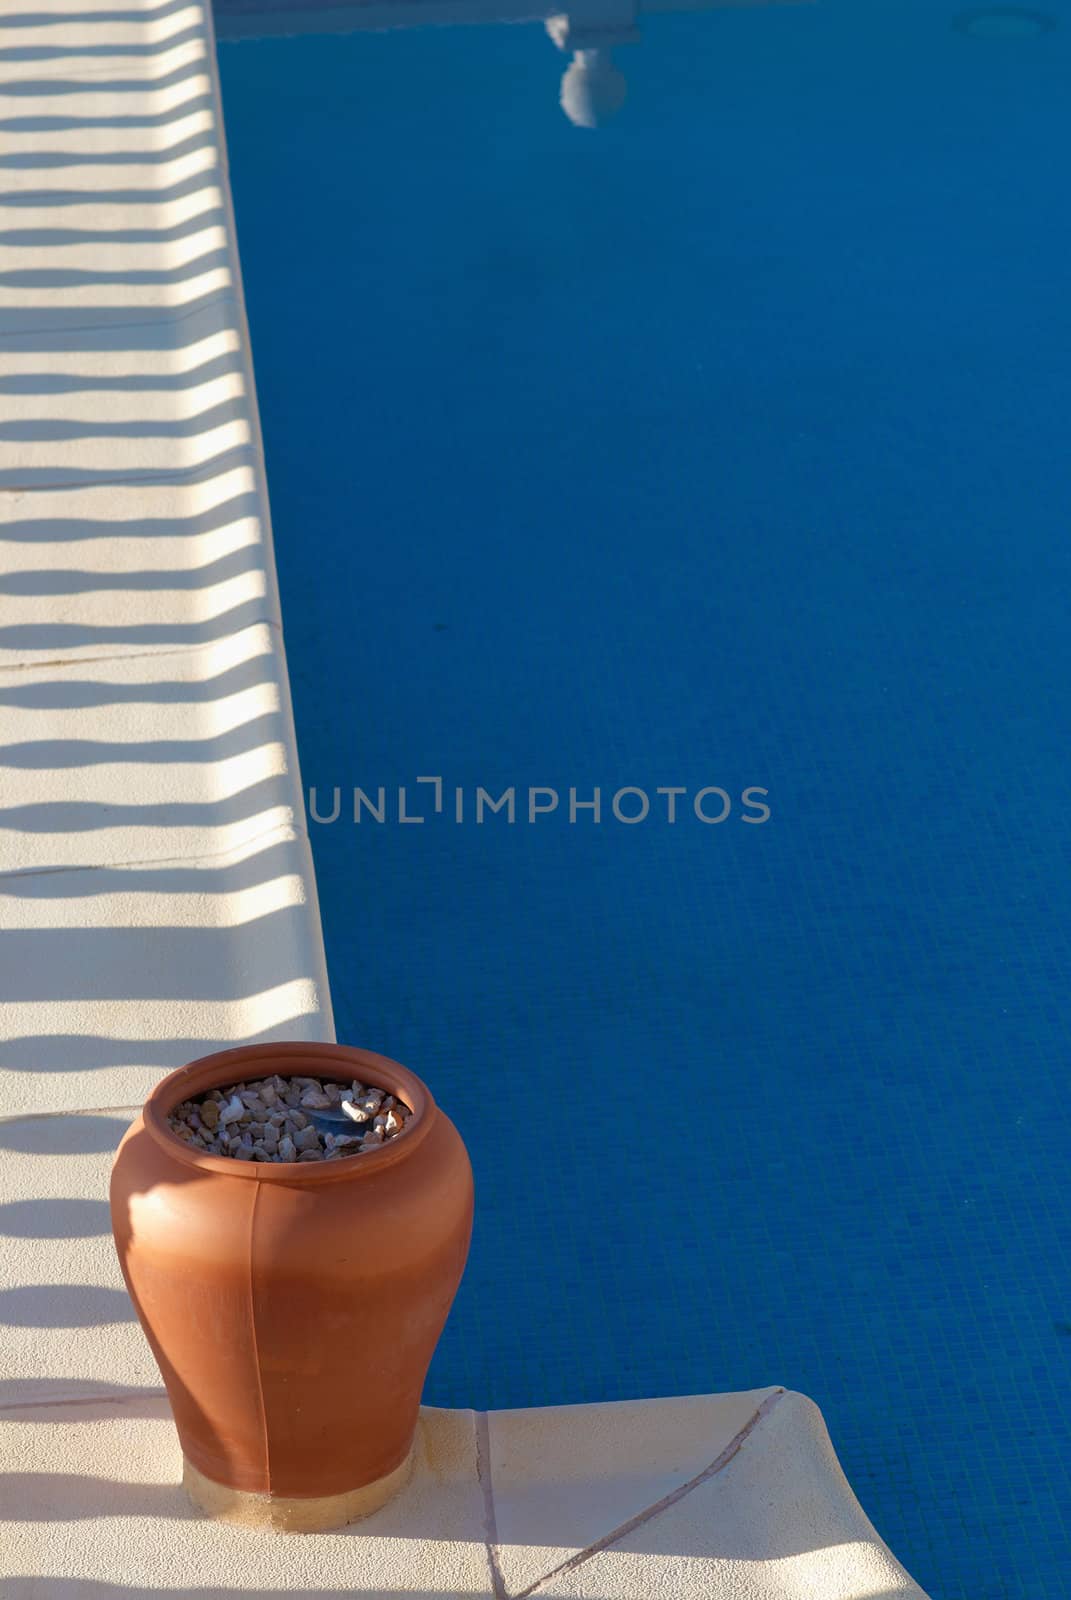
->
<box><xmin>199</xmin><ymin>0</ymin><xmax>337</xmax><ymax>1044</ymax></box>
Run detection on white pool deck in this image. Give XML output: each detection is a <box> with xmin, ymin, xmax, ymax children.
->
<box><xmin>0</xmin><ymin>2</ymin><xmax>930</xmax><ymax>1594</ymax></box>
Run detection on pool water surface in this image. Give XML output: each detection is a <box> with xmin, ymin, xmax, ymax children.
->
<box><xmin>218</xmin><ymin>5</ymin><xmax>1071</xmax><ymax>1593</ymax></box>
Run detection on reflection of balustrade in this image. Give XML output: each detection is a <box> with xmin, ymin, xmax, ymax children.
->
<box><xmin>545</xmin><ymin>0</ymin><xmax>636</xmax><ymax>127</ymax></box>
<box><xmin>214</xmin><ymin>0</ymin><xmax>811</xmax><ymax>126</ymax></box>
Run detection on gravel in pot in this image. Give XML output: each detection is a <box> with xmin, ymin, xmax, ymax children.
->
<box><xmin>167</xmin><ymin>1073</ymin><xmax>410</xmax><ymax>1163</ymax></box>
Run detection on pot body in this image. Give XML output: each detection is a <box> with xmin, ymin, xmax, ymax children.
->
<box><xmin>110</xmin><ymin>1043</ymin><xmax>473</xmax><ymax>1501</ymax></box>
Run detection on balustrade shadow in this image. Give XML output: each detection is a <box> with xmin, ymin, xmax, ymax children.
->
<box><xmin>0</xmin><ymin>1378</ymin><xmax>163</xmax><ymax>1408</ymax></box>
<box><xmin>0</xmin><ymin>1114</ymin><xmax>132</xmax><ymax>1153</ymax></box>
<box><xmin>0</xmin><ymin>837</ymin><xmax>328</xmax><ymax>1073</ymax></box>
<box><xmin>0</xmin><ymin>1284</ymin><xmax>137</xmax><ymax>1327</ymax></box>
<box><xmin>0</xmin><ymin>0</ymin><xmax>198</xmax><ymax>28</ymax></box>
<box><xmin>0</xmin><ymin>1197</ymin><xmax>110</xmax><ymax>1236</ymax></box>
<box><xmin>0</xmin><ymin>1</ymin><xmax>332</xmax><ymax>1418</ymax></box>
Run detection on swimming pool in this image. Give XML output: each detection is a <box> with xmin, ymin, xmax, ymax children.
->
<box><xmin>217</xmin><ymin>4</ymin><xmax>1071</xmax><ymax>1594</ymax></box>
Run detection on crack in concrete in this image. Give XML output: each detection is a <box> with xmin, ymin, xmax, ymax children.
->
<box><xmin>0</xmin><ymin>619</ymin><xmax>285</xmax><ymax>677</ymax></box>
<box><xmin>515</xmin><ymin>1388</ymin><xmax>788</xmax><ymax>1598</ymax></box>
<box><xmin>0</xmin><ymin>812</ymin><xmax>305</xmax><ymax>885</ymax></box>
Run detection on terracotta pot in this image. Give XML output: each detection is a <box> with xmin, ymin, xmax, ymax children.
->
<box><xmin>109</xmin><ymin>1042</ymin><xmax>473</xmax><ymax>1530</ymax></box>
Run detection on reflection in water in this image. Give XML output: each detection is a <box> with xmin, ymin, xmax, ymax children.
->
<box><xmin>558</xmin><ymin>48</ymin><xmax>628</xmax><ymax>128</ymax></box>
<box><xmin>214</xmin><ymin>0</ymin><xmax>810</xmax><ymax>127</ymax></box>
<box><xmin>545</xmin><ymin>7</ymin><xmax>636</xmax><ymax>127</ymax></box>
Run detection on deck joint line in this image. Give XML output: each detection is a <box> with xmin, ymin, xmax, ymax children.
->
<box><xmin>518</xmin><ymin>1388</ymin><xmax>788</xmax><ymax>1598</ymax></box>
<box><xmin>475</xmin><ymin>1409</ymin><xmax>508</xmax><ymax>1600</ymax></box>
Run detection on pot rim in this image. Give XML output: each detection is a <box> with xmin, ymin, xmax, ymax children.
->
<box><xmin>141</xmin><ymin>1042</ymin><xmax>435</xmax><ymax>1184</ymax></box>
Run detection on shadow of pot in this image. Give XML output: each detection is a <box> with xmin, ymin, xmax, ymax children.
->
<box><xmin>109</xmin><ymin>1042</ymin><xmax>474</xmax><ymax>1532</ymax></box>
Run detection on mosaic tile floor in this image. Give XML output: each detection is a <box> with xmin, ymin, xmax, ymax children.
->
<box><xmin>219</xmin><ymin>3</ymin><xmax>1071</xmax><ymax>1594</ymax></box>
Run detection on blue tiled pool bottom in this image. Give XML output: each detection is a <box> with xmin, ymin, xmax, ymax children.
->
<box><xmin>219</xmin><ymin>3</ymin><xmax>1071</xmax><ymax>1595</ymax></box>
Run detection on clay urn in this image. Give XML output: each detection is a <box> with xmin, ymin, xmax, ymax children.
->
<box><xmin>109</xmin><ymin>1041</ymin><xmax>473</xmax><ymax>1531</ymax></box>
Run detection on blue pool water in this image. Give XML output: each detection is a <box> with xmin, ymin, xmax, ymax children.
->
<box><xmin>218</xmin><ymin>4</ymin><xmax>1071</xmax><ymax>1593</ymax></box>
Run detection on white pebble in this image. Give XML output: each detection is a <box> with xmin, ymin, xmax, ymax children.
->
<box><xmin>219</xmin><ymin>1095</ymin><xmax>245</xmax><ymax>1126</ymax></box>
